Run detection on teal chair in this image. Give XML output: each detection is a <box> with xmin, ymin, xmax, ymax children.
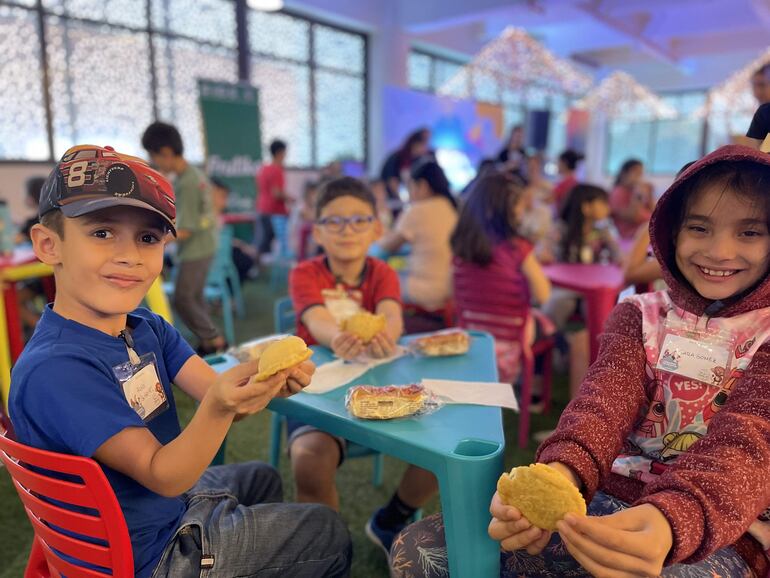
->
<box><xmin>270</xmin><ymin>296</ymin><xmax>384</xmax><ymax>486</ymax></box>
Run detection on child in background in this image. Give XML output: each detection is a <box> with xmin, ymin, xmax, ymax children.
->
<box><xmin>16</xmin><ymin>176</ymin><xmax>48</xmax><ymax>334</ymax></box>
<box><xmin>543</xmin><ymin>184</ymin><xmax>619</xmax><ymax>396</ymax></box>
<box><xmin>553</xmin><ymin>149</ymin><xmax>583</xmax><ymax>211</ymax></box>
<box><xmin>393</xmin><ymin>143</ymin><xmax>770</xmax><ymax>578</ymax></box>
<box><xmin>623</xmin><ymin>161</ymin><xmax>696</xmax><ymax>288</ymax></box>
<box><xmin>289</xmin><ymin>179</ymin><xmax>320</xmax><ymax>261</ymax></box>
<box><xmin>369</xmin><ymin>178</ymin><xmax>394</xmax><ymax>229</ymax></box>
<box><xmin>10</xmin><ymin>145</ymin><xmax>351</xmax><ymax>578</ymax></box>
<box><xmin>450</xmin><ymin>172</ymin><xmax>552</xmax><ymax>384</ymax></box>
<box><xmin>519</xmin><ymin>155</ymin><xmax>555</xmax><ymax>252</ymax></box>
<box><xmin>288</xmin><ymin>177</ymin><xmax>439</xmax><ymax>556</ymax></box>
<box><xmin>256</xmin><ymin>139</ymin><xmax>291</xmax><ymax>265</ymax></box>
<box><xmin>209</xmin><ymin>177</ymin><xmax>257</xmax><ymax>282</ymax></box>
<box><xmin>18</xmin><ymin>176</ymin><xmax>46</xmax><ymax>243</ymax></box>
<box><xmin>142</xmin><ymin>122</ymin><xmax>225</xmax><ymax>355</ymax></box>
<box><xmin>379</xmin><ymin>159</ymin><xmax>458</xmax><ymax>314</ymax></box>
<box><xmin>611</xmin><ymin>158</ymin><xmax>654</xmax><ymax>240</ymax></box>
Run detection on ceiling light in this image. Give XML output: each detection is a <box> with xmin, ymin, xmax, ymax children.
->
<box><xmin>247</xmin><ymin>0</ymin><xmax>283</xmax><ymax>11</ymax></box>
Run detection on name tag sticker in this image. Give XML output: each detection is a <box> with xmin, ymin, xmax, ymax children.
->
<box><xmin>656</xmin><ymin>333</ymin><xmax>729</xmax><ymax>385</ymax></box>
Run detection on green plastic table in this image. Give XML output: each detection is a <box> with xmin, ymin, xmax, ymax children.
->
<box><xmin>210</xmin><ymin>330</ymin><xmax>505</xmax><ymax>578</ymax></box>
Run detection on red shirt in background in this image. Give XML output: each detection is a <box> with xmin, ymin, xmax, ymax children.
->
<box><xmin>553</xmin><ymin>175</ymin><xmax>577</xmax><ymax>210</ymax></box>
<box><xmin>256</xmin><ymin>162</ymin><xmax>288</xmax><ymax>216</ymax></box>
<box><xmin>610</xmin><ymin>184</ymin><xmax>651</xmax><ymax>240</ymax></box>
<box><xmin>289</xmin><ymin>256</ymin><xmax>401</xmax><ymax>345</ymax></box>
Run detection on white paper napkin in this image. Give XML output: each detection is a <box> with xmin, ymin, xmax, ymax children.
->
<box><xmin>304</xmin><ymin>347</ymin><xmax>408</xmax><ymax>394</ymax></box>
<box><xmin>420</xmin><ymin>379</ymin><xmax>519</xmax><ymax>411</ymax></box>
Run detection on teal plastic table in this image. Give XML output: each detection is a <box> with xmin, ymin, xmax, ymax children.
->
<box><xmin>211</xmin><ymin>330</ymin><xmax>504</xmax><ymax>577</ymax></box>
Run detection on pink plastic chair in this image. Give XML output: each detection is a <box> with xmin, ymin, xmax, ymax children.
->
<box><xmin>454</xmin><ymin>271</ymin><xmax>555</xmax><ymax>448</ymax></box>
<box><xmin>0</xmin><ymin>429</ymin><xmax>134</xmax><ymax>577</ymax></box>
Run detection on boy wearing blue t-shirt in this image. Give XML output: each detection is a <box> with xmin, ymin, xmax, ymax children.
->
<box><xmin>8</xmin><ymin>145</ymin><xmax>351</xmax><ymax>578</ymax></box>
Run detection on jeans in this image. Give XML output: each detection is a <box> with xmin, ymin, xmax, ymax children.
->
<box><xmin>152</xmin><ymin>461</ymin><xmax>352</xmax><ymax>577</ymax></box>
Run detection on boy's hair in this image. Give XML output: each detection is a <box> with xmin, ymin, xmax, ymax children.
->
<box><xmin>559</xmin><ymin>149</ymin><xmax>584</xmax><ymax>172</ymax></box>
<box><xmin>26</xmin><ymin>176</ymin><xmax>46</xmax><ymax>205</ymax></box>
<box><xmin>141</xmin><ymin>122</ymin><xmax>184</xmax><ymax>156</ymax></box>
<box><xmin>451</xmin><ymin>173</ymin><xmax>524</xmax><ymax>266</ymax></box>
<box><xmin>270</xmin><ymin>139</ymin><xmax>287</xmax><ymax>158</ymax></box>
<box><xmin>40</xmin><ymin>209</ymin><xmax>64</xmax><ymax>237</ymax></box>
<box><xmin>559</xmin><ymin>184</ymin><xmax>610</xmax><ymax>263</ymax></box>
<box><xmin>315</xmin><ymin>177</ymin><xmax>376</xmax><ymax>218</ymax></box>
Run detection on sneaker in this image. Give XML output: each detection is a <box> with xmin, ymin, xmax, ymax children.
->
<box><xmin>365</xmin><ymin>508</ymin><xmax>405</xmax><ymax>559</ymax></box>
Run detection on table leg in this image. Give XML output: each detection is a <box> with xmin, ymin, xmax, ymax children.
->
<box><xmin>4</xmin><ymin>282</ymin><xmax>23</xmax><ymax>362</ymax></box>
<box><xmin>436</xmin><ymin>440</ymin><xmax>504</xmax><ymax>578</ymax></box>
<box><xmin>583</xmin><ymin>287</ymin><xmax>620</xmax><ymax>363</ymax></box>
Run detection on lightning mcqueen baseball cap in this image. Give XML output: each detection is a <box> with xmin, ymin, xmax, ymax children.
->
<box><xmin>39</xmin><ymin>144</ymin><xmax>177</xmax><ymax>234</ymax></box>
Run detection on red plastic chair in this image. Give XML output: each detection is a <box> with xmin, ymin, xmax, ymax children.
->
<box><xmin>0</xmin><ymin>429</ymin><xmax>133</xmax><ymax>578</ymax></box>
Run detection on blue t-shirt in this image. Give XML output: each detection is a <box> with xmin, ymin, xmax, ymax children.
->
<box><xmin>9</xmin><ymin>306</ymin><xmax>195</xmax><ymax>578</ymax></box>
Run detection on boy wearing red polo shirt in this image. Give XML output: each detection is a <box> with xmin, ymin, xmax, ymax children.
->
<box><xmin>288</xmin><ymin>177</ymin><xmax>438</xmax><ymax>557</ymax></box>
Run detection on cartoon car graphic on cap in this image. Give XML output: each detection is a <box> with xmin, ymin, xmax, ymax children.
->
<box><xmin>58</xmin><ymin>145</ymin><xmax>174</xmax><ymax>215</ymax></box>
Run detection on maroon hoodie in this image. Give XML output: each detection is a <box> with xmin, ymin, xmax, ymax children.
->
<box><xmin>538</xmin><ymin>145</ymin><xmax>770</xmax><ymax>574</ymax></box>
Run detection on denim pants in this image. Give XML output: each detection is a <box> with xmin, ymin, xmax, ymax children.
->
<box><xmin>151</xmin><ymin>461</ymin><xmax>352</xmax><ymax>577</ymax></box>
<box><xmin>390</xmin><ymin>491</ymin><xmax>754</xmax><ymax>578</ymax></box>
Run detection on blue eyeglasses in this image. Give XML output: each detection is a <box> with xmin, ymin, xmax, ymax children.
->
<box><xmin>316</xmin><ymin>214</ymin><xmax>375</xmax><ymax>233</ymax></box>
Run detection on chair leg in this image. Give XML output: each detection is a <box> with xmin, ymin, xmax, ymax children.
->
<box><xmin>221</xmin><ymin>290</ymin><xmax>235</xmax><ymax>346</ymax></box>
<box><xmin>269</xmin><ymin>413</ymin><xmax>283</xmax><ymax>468</ymax></box>
<box><xmin>542</xmin><ymin>347</ymin><xmax>553</xmax><ymax>414</ymax></box>
<box><xmin>230</xmin><ymin>267</ymin><xmax>245</xmax><ymax>318</ymax></box>
<box><xmin>372</xmin><ymin>452</ymin><xmax>384</xmax><ymax>487</ymax></box>
<box><xmin>24</xmin><ymin>536</ymin><xmax>48</xmax><ymax>578</ymax></box>
<box><xmin>518</xmin><ymin>355</ymin><xmax>535</xmax><ymax>448</ymax></box>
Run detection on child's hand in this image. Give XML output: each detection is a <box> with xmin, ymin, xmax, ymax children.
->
<box><xmin>366</xmin><ymin>331</ymin><xmax>396</xmax><ymax>359</ymax></box>
<box><xmin>208</xmin><ymin>360</ymin><xmax>287</xmax><ymax>416</ymax></box>
<box><xmin>331</xmin><ymin>331</ymin><xmax>364</xmax><ymax>360</ymax></box>
<box><xmin>277</xmin><ymin>359</ymin><xmax>316</xmax><ymax>397</ymax></box>
<box><xmin>488</xmin><ymin>492</ymin><xmax>553</xmax><ymax>554</ymax></box>
<box><xmin>556</xmin><ymin>504</ymin><xmax>673</xmax><ymax>578</ymax></box>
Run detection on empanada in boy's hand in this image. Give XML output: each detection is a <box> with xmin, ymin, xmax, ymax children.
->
<box><xmin>254</xmin><ymin>336</ymin><xmax>312</xmax><ymax>382</ymax></box>
<box><xmin>341</xmin><ymin>312</ymin><xmax>386</xmax><ymax>344</ymax></box>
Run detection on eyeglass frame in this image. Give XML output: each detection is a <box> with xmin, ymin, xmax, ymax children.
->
<box><xmin>315</xmin><ymin>214</ymin><xmax>377</xmax><ymax>233</ymax></box>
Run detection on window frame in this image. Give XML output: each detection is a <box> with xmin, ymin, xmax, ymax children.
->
<box><xmin>0</xmin><ymin>0</ymin><xmax>369</xmax><ymax>169</ymax></box>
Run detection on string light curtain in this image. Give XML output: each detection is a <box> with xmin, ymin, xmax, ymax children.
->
<box><xmin>574</xmin><ymin>71</ymin><xmax>676</xmax><ymax>121</ymax></box>
<box><xmin>696</xmin><ymin>47</ymin><xmax>770</xmax><ymax>120</ymax></box>
<box><xmin>437</xmin><ymin>26</ymin><xmax>592</xmax><ymax>102</ymax></box>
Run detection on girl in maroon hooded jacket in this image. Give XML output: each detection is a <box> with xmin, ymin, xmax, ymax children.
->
<box><xmin>391</xmin><ymin>145</ymin><xmax>770</xmax><ymax>577</ymax></box>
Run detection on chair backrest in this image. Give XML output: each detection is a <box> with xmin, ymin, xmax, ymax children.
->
<box><xmin>274</xmin><ymin>296</ymin><xmax>296</xmax><ymax>334</ymax></box>
<box><xmin>0</xmin><ymin>430</ymin><xmax>133</xmax><ymax>578</ymax></box>
<box><xmin>453</xmin><ymin>262</ymin><xmax>529</xmax><ymax>345</ymax></box>
<box><xmin>208</xmin><ymin>225</ymin><xmax>237</xmax><ymax>282</ymax></box>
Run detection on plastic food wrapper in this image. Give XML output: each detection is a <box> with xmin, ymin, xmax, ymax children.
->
<box><xmin>345</xmin><ymin>384</ymin><xmax>443</xmax><ymax>420</ymax></box>
<box><xmin>408</xmin><ymin>329</ymin><xmax>471</xmax><ymax>357</ymax></box>
<box><xmin>228</xmin><ymin>335</ymin><xmax>290</xmax><ymax>363</ymax></box>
